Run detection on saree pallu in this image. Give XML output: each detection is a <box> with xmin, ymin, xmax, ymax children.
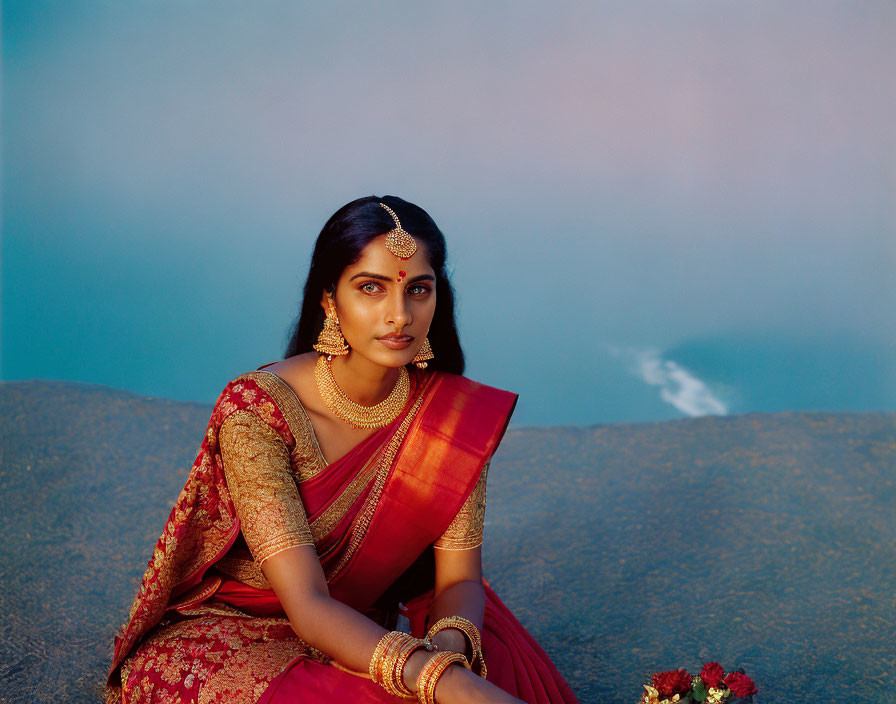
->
<box><xmin>107</xmin><ymin>368</ymin><xmax>579</xmax><ymax>704</ymax></box>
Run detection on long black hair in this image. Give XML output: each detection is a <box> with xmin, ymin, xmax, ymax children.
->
<box><xmin>284</xmin><ymin>195</ymin><xmax>465</xmax><ymax>375</ymax></box>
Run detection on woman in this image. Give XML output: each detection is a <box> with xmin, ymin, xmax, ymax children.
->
<box><xmin>107</xmin><ymin>196</ymin><xmax>579</xmax><ymax>704</ymax></box>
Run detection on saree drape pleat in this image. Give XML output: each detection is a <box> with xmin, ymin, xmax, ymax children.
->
<box><xmin>107</xmin><ymin>368</ymin><xmax>579</xmax><ymax>704</ymax></box>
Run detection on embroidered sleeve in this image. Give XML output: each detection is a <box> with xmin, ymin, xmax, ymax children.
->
<box><xmin>433</xmin><ymin>460</ymin><xmax>490</xmax><ymax>551</ymax></box>
<box><xmin>219</xmin><ymin>410</ymin><xmax>314</xmax><ymax>564</ymax></box>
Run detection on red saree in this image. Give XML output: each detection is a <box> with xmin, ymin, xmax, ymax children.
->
<box><xmin>107</xmin><ymin>367</ymin><xmax>579</xmax><ymax>704</ymax></box>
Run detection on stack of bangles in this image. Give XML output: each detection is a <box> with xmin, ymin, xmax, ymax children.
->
<box><xmin>368</xmin><ymin>616</ymin><xmax>486</xmax><ymax>704</ymax></box>
<box><xmin>425</xmin><ymin>616</ymin><xmax>487</xmax><ymax>680</ymax></box>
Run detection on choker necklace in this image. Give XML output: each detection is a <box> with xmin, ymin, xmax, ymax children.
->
<box><xmin>314</xmin><ymin>355</ymin><xmax>410</xmax><ymax>429</ymax></box>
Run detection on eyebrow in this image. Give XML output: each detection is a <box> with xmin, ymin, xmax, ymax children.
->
<box><xmin>350</xmin><ymin>271</ymin><xmax>436</xmax><ymax>283</ymax></box>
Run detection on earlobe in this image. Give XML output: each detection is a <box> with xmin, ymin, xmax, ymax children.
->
<box><xmin>320</xmin><ymin>290</ymin><xmax>333</xmax><ymax>314</ymax></box>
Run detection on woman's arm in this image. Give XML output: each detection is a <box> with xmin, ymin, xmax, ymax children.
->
<box><xmin>263</xmin><ymin>546</ymin><xmax>522</xmax><ymax>703</ymax></box>
<box><xmin>428</xmin><ymin>545</ymin><xmax>485</xmax><ymax>654</ymax></box>
<box><xmin>260</xmin><ymin>546</ymin><xmax>385</xmax><ymax>674</ymax></box>
<box><xmin>427</xmin><ymin>459</ymin><xmax>491</xmax><ymax>654</ymax></box>
<box><xmin>426</xmin><ymin>545</ymin><xmax>523</xmax><ymax>703</ymax></box>
<box><xmin>414</xmin><ymin>462</ymin><xmax>524</xmax><ymax>702</ymax></box>
<box><xmin>219</xmin><ymin>413</ymin><xmax>520</xmax><ymax>701</ymax></box>
<box><xmin>219</xmin><ymin>412</ymin><xmax>392</xmax><ymax>675</ymax></box>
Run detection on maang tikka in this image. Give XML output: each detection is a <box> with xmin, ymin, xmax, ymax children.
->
<box><xmin>380</xmin><ymin>203</ymin><xmax>417</xmax><ymax>259</ymax></box>
<box><xmin>379</xmin><ymin>203</ymin><xmax>435</xmax><ymax>369</ymax></box>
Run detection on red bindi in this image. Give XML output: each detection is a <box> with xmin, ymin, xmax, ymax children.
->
<box><xmin>397</xmin><ymin>269</ymin><xmax>406</xmax><ymax>283</ymax></box>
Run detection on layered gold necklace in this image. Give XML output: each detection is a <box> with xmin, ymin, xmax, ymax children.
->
<box><xmin>314</xmin><ymin>354</ymin><xmax>410</xmax><ymax>429</ymax></box>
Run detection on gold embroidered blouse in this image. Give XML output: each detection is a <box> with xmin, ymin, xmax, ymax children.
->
<box><xmin>219</xmin><ymin>410</ymin><xmax>315</xmax><ymax>565</ymax></box>
<box><xmin>219</xmin><ymin>405</ymin><xmax>490</xmax><ymax>566</ymax></box>
<box><xmin>432</xmin><ymin>460</ymin><xmax>490</xmax><ymax>551</ymax></box>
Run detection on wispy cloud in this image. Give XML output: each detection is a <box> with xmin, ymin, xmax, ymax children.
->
<box><xmin>607</xmin><ymin>345</ymin><xmax>728</xmax><ymax>417</ymax></box>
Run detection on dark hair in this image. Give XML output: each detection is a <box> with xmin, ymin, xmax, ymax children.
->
<box><xmin>284</xmin><ymin>195</ymin><xmax>465</xmax><ymax>375</ymax></box>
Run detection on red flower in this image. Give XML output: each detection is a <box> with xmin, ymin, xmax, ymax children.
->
<box><xmin>699</xmin><ymin>662</ymin><xmax>725</xmax><ymax>689</ymax></box>
<box><xmin>724</xmin><ymin>672</ymin><xmax>758</xmax><ymax>698</ymax></box>
<box><xmin>652</xmin><ymin>669</ymin><xmax>692</xmax><ymax>697</ymax></box>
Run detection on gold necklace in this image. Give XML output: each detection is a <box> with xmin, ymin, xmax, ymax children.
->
<box><xmin>314</xmin><ymin>354</ymin><xmax>410</xmax><ymax>429</ymax></box>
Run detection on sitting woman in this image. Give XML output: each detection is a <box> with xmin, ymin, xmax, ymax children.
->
<box><xmin>106</xmin><ymin>196</ymin><xmax>580</xmax><ymax>704</ymax></box>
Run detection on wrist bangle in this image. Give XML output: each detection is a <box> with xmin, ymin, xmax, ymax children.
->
<box><xmin>416</xmin><ymin>650</ymin><xmax>468</xmax><ymax>704</ymax></box>
<box><xmin>389</xmin><ymin>638</ymin><xmax>429</xmax><ymax>699</ymax></box>
<box><xmin>369</xmin><ymin>631</ymin><xmax>432</xmax><ymax>700</ymax></box>
<box><xmin>425</xmin><ymin>616</ymin><xmax>487</xmax><ymax>680</ymax></box>
<box><xmin>370</xmin><ymin>631</ymin><xmax>403</xmax><ymax>681</ymax></box>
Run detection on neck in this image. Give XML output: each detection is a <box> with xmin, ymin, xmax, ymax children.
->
<box><xmin>330</xmin><ymin>352</ymin><xmax>401</xmax><ymax>405</ymax></box>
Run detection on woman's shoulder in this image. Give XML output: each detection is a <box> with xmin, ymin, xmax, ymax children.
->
<box><xmin>211</xmin><ymin>356</ymin><xmax>320</xmax><ymax>449</ymax></box>
<box><xmin>217</xmin><ymin>355</ymin><xmax>315</xmax><ymax>404</ymax></box>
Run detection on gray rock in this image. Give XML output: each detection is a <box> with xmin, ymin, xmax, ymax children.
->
<box><xmin>1</xmin><ymin>380</ymin><xmax>894</xmax><ymax>703</ymax></box>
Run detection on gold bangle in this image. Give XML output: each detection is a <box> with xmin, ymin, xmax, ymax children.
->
<box><xmin>425</xmin><ymin>616</ymin><xmax>487</xmax><ymax>679</ymax></box>
<box><xmin>369</xmin><ymin>631</ymin><xmax>404</xmax><ymax>683</ymax></box>
<box><xmin>416</xmin><ymin>651</ymin><xmax>468</xmax><ymax>704</ymax></box>
<box><xmin>380</xmin><ymin>637</ymin><xmax>408</xmax><ymax>696</ymax></box>
<box><xmin>369</xmin><ymin>631</ymin><xmax>431</xmax><ymax>699</ymax></box>
<box><xmin>369</xmin><ymin>632</ymin><xmax>394</xmax><ymax>681</ymax></box>
<box><xmin>392</xmin><ymin>639</ymin><xmax>432</xmax><ymax>698</ymax></box>
<box><xmin>426</xmin><ymin>617</ymin><xmax>481</xmax><ymax>648</ymax></box>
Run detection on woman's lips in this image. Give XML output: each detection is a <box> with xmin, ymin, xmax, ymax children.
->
<box><xmin>377</xmin><ymin>334</ymin><xmax>414</xmax><ymax>350</ymax></box>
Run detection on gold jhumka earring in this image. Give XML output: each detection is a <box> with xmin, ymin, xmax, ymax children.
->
<box><xmin>313</xmin><ymin>299</ymin><xmax>349</xmax><ymax>357</ymax></box>
<box><xmin>412</xmin><ymin>337</ymin><xmax>434</xmax><ymax>369</ymax></box>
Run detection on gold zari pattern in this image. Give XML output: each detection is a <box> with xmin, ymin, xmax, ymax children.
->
<box><xmin>433</xmin><ymin>460</ymin><xmax>490</xmax><ymax>550</ymax></box>
<box><xmin>325</xmin><ymin>391</ymin><xmax>426</xmax><ymax>578</ymax></box>
<box><xmin>309</xmin><ymin>452</ymin><xmax>379</xmax><ymax>540</ymax></box>
<box><xmin>219</xmin><ymin>410</ymin><xmax>314</xmax><ymax>564</ymax></box>
<box><xmin>119</xmin><ymin>602</ymin><xmax>326</xmax><ymax>704</ymax></box>
<box><xmin>239</xmin><ymin>371</ymin><xmax>327</xmax><ymax>479</ymax></box>
<box><xmin>214</xmin><ymin>556</ymin><xmax>271</xmax><ymax>590</ymax></box>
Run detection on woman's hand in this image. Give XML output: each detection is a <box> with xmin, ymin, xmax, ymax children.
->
<box><xmin>403</xmin><ymin>650</ymin><xmax>524</xmax><ymax>704</ymax></box>
<box><xmin>430</xmin><ymin>627</ymin><xmax>469</xmax><ymax>658</ymax></box>
<box><xmin>264</xmin><ymin>547</ymin><xmax>524</xmax><ymax>704</ymax></box>
<box><xmin>418</xmin><ymin>543</ymin><xmax>524</xmax><ymax>702</ymax></box>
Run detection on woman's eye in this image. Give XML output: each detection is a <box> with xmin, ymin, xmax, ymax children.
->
<box><xmin>408</xmin><ymin>284</ymin><xmax>431</xmax><ymax>295</ymax></box>
<box><xmin>360</xmin><ymin>282</ymin><xmax>381</xmax><ymax>294</ymax></box>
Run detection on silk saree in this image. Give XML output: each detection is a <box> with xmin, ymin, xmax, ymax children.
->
<box><xmin>107</xmin><ymin>366</ymin><xmax>579</xmax><ymax>704</ymax></box>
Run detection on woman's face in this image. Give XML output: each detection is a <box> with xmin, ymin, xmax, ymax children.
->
<box><xmin>325</xmin><ymin>235</ymin><xmax>437</xmax><ymax>369</ymax></box>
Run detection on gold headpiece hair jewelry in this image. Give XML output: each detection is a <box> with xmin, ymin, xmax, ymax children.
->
<box><xmin>379</xmin><ymin>203</ymin><xmax>418</xmax><ymax>259</ymax></box>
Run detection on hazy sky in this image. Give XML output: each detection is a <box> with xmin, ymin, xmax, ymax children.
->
<box><xmin>3</xmin><ymin>1</ymin><xmax>895</xmax><ymax>425</ymax></box>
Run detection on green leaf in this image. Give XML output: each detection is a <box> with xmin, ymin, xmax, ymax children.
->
<box><xmin>692</xmin><ymin>680</ymin><xmax>707</xmax><ymax>702</ymax></box>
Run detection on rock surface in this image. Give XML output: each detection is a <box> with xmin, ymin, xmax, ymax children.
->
<box><xmin>1</xmin><ymin>379</ymin><xmax>894</xmax><ymax>703</ymax></box>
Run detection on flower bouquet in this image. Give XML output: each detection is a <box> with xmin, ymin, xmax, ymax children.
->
<box><xmin>638</xmin><ymin>663</ymin><xmax>758</xmax><ymax>704</ymax></box>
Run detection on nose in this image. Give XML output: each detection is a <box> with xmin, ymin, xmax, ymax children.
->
<box><xmin>385</xmin><ymin>290</ymin><xmax>412</xmax><ymax>330</ymax></box>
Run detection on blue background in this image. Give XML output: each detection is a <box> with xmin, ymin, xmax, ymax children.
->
<box><xmin>3</xmin><ymin>1</ymin><xmax>895</xmax><ymax>425</ymax></box>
